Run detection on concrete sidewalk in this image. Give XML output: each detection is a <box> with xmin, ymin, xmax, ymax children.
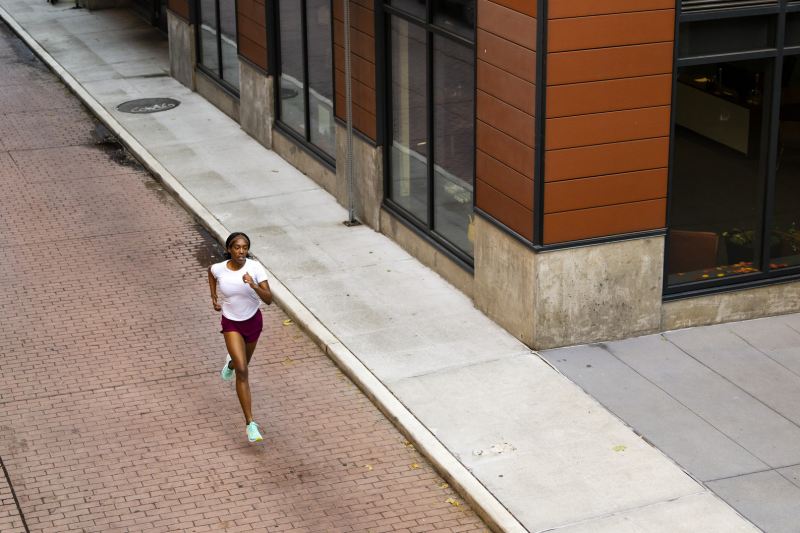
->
<box><xmin>0</xmin><ymin>3</ymin><xmax>758</xmax><ymax>531</ymax></box>
<box><xmin>542</xmin><ymin>314</ymin><xmax>800</xmax><ymax>533</ymax></box>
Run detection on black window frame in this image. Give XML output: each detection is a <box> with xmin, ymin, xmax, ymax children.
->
<box><xmin>195</xmin><ymin>0</ymin><xmax>241</xmax><ymax>96</ymax></box>
<box><xmin>380</xmin><ymin>0</ymin><xmax>478</xmax><ymax>267</ymax></box>
<box><xmin>665</xmin><ymin>0</ymin><xmax>800</xmax><ymax>298</ymax></box>
<box><xmin>271</xmin><ymin>0</ymin><xmax>337</xmax><ymax>169</ymax></box>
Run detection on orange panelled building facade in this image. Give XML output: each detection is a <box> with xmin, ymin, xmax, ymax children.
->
<box><xmin>473</xmin><ymin>0</ymin><xmax>674</xmax><ymax>246</ymax></box>
<box><xmin>157</xmin><ymin>0</ymin><xmax>800</xmax><ymax>347</ymax></box>
<box><xmin>475</xmin><ymin>0</ymin><xmax>537</xmax><ymax>241</ymax></box>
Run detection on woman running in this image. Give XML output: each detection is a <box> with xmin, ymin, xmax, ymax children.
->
<box><xmin>208</xmin><ymin>232</ymin><xmax>272</xmax><ymax>442</ymax></box>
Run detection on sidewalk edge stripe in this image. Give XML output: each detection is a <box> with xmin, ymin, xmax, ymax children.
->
<box><xmin>0</xmin><ymin>9</ymin><xmax>528</xmax><ymax>533</ymax></box>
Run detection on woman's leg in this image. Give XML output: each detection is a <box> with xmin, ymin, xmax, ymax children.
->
<box><xmin>245</xmin><ymin>311</ymin><xmax>262</xmax><ymax>366</ymax></box>
<box><xmin>245</xmin><ymin>340</ymin><xmax>258</xmax><ymax>365</ymax></box>
<box><xmin>223</xmin><ymin>331</ymin><xmax>253</xmax><ymax>424</ymax></box>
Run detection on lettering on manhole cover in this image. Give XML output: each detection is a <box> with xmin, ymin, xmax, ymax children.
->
<box><xmin>117</xmin><ymin>98</ymin><xmax>180</xmax><ymax>114</ymax></box>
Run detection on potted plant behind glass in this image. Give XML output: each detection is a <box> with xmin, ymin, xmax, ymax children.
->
<box><xmin>723</xmin><ymin>228</ymin><xmax>783</xmax><ymax>265</ymax></box>
<box><xmin>775</xmin><ymin>224</ymin><xmax>800</xmax><ymax>258</ymax></box>
<box><xmin>722</xmin><ymin>228</ymin><xmax>755</xmax><ymax>265</ymax></box>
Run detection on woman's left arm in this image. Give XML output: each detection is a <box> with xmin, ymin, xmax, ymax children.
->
<box><xmin>253</xmin><ymin>280</ymin><xmax>272</xmax><ymax>305</ymax></box>
<box><xmin>243</xmin><ymin>272</ymin><xmax>273</xmax><ymax>305</ymax></box>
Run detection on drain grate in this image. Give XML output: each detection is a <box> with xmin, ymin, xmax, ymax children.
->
<box><xmin>117</xmin><ymin>97</ymin><xmax>180</xmax><ymax>114</ymax></box>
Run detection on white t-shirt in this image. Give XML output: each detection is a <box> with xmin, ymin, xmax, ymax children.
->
<box><xmin>210</xmin><ymin>258</ymin><xmax>268</xmax><ymax>321</ymax></box>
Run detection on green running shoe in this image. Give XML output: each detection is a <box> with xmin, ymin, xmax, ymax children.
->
<box><xmin>246</xmin><ymin>421</ymin><xmax>263</xmax><ymax>443</ymax></box>
<box><xmin>220</xmin><ymin>354</ymin><xmax>234</xmax><ymax>381</ymax></box>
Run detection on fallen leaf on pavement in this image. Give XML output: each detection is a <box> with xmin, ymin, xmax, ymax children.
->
<box><xmin>613</xmin><ymin>445</ymin><xmax>627</xmax><ymax>452</ymax></box>
<box><xmin>410</xmin><ymin>463</ymin><xmax>420</xmax><ymax>469</ymax></box>
<box><xmin>445</xmin><ymin>498</ymin><xmax>460</xmax><ymax>507</ymax></box>
<box><xmin>282</xmin><ymin>319</ymin><xmax>294</xmax><ymax>326</ymax></box>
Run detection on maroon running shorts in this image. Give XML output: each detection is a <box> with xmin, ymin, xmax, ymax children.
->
<box><xmin>220</xmin><ymin>309</ymin><xmax>263</xmax><ymax>343</ymax></box>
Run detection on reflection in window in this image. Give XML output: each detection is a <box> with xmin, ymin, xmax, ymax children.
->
<box><xmin>788</xmin><ymin>13</ymin><xmax>800</xmax><ymax>47</ymax></box>
<box><xmin>772</xmin><ymin>56</ymin><xmax>800</xmax><ymax>269</ymax></box>
<box><xmin>278</xmin><ymin>0</ymin><xmax>306</xmax><ymax>136</ymax></box>
<box><xmin>198</xmin><ymin>0</ymin><xmax>220</xmax><ymax>77</ymax></box>
<box><xmin>432</xmin><ymin>0</ymin><xmax>475</xmax><ymax>39</ymax></box>
<box><xmin>678</xmin><ymin>16</ymin><xmax>776</xmax><ymax>59</ymax></box>
<box><xmin>386</xmin><ymin>1</ymin><xmax>476</xmax><ymax>259</ymax></box>
<box><xmin>219</xmin><ymin>0</ymin><xmax>239</xmax><ymax>90</ymax></box>
<box><xmin>197</xmin><ymin>0</ymin><xmax>239</xmax><ymax>89</ymax></box>
<box><xmin>433</xmin><ymin>36</ymin><xmax>474</xmax><ymax>255</ymax></box>
<box><xmin>277</xmin><ymin>0</ymin><xmax>335</xmax><ymax>158</ymax></box>
<box><xmin>390</xmin><ymin>17</ymin><xmax>428</xmax><ymax>223</ymax></box>
<box><xmin>390</xmin><ymin>0</ymin><xmax>426</xmax><ymax>18</ymax></box>
<box><xmin>667</xmin><ymin>59</ymin><xmax>772</xmax><ymax>286</ymax></box>
<box><xmin>307</xmin><ymin>0</ymin><xmax>335</xmax><ymax>156</ymax></box>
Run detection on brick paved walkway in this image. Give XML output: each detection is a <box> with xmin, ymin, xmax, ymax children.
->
<box><xmin>0</xmin><ymin>21</ymin><xmax>487</xmax><ymax>533</ymax></box>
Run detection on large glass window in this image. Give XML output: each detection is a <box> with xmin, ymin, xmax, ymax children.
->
<box><xmin>668</xmin><ymin>59</ymin><xmax>772</xmax><ymax>285</ymax></box>
<box><xmin>197</xmin><ymin>0</ymin><xmax>240</xmax><ymax>91</ymax></box>
<box><xmin>667</xmin><ymin>7</ymin><xmax>800</xmax><ymax>292</ymax></box>
<box><xmin>433</xmin><ymin>35</ymin><xmax>474</xmax><ymax>254</ymax></box>
<box><xmin>276</xmin><ymin>0</ymin><xmax>335</xmax><ymax>159</ymax></box>
<box><xmin>390</xmin><ymin>18</ymin><xmax>428</xmax><ymax>222</ymax></box>
<box><xmin>772</xmin><ymin>55</ymin><xmax>800</xmax><ymax>269</ymax></box>
<box><xmin>787</xmin><ymin>12</ymin><xmax>800</xmax><ymax>46</ymax></box>
<box><xmin>385</xmin><ymin>0</ymin><xmax>476</xmax><ymax>260</ymax></box>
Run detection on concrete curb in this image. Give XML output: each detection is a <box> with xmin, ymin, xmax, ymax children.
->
<box><xmin>0</xmin><ymin>10</ymin><xmax>528</xmax><ymax>533</ymax></box>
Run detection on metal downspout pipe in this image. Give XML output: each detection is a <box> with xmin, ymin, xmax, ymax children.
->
<box><xmin>343</xmin><ymin>0</ymin><xmax>358</xmax><ymax>226</ymax></box>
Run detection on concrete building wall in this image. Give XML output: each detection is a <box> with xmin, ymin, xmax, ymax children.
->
<box><xmin>532</xmin><ymin>235</ymin><xmax>664</xmax><ymax>347</ymax></box>
<box><xmin>474</xmin><ymin>216</ymin><xmax>664</xmax><ymax>349</ymax></box>
<box><xmin>382</xmin><ymin>209</ymin><xmax>475</xmax><ymax>300</ymax></box>
<box><xmin>167</xmin><ymin>10</ymin><xmax>195</xmax><ymax>89</ymax></box>
<box><xmin>474</xmin><ymin>215</ymin><xmax>536</xmax><ymax>345</ymax></box>
<box><xmin>240</xmin><ymin>59</ymin><xmax>273</xmax><ymax>148</ymax></box>
<box><xmin>543</xmin><ymin>0</ymin><xmax>674</xmax><ymax>244</ymax></box>
<box><xmin>336</xmin><ymin>124</ymin><xmax>382</xmax><ymax>228</ymax></box>
<box><xmin>663</xmin><ymin>281</ymin><xmax>800</xmax><ymax>331</ymax></box>
<box><xmin>474</xmin><ymin>0</ymin><xmax>536</xmax><ymax>241</ymax></box>
<box><xmin>196</xmin><ymin>69</ymin><xmax>240</xmax><ymax>121</ymax></box>
<box><xmin>272</xmin><ymin>128</ymin><xmax>338</xmax><ymax>195</ymax></box>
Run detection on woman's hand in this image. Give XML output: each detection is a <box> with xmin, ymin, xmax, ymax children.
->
<box><xmin>242</xmin><ymin>272</ymin><xmax>272</xmax><ymax>304</ymax></box>
<box><xmin>212</xmin><ymin>298</ymin><xmax>222</xmax><ymax>312</ymax></box>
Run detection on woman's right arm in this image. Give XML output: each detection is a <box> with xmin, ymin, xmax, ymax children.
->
<box><xmin>208</xmin><ymin>267</ymin><xmax>222</xmax><ymax>311</ymax></box>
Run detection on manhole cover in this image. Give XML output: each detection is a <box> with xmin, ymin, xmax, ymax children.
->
<box><xmin>117</xmin><ymin>97</ymin><xmax>180</xmax><ymax>114</ymax></box>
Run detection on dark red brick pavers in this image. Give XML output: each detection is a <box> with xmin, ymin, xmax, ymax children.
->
<box><xmin>0</xmin><ymin>22</ymin><xmax>488</xmax><ymax>533</ymax></box>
